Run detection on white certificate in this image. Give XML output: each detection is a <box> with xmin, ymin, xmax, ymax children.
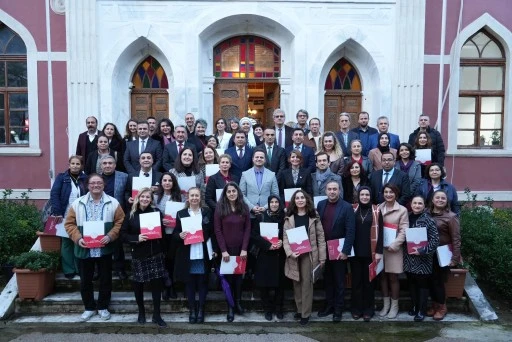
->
<box><xmin>178</xmin><ymin>176</ymin><xmax>196</xmax><ymax>193</ymax></box>
<box><xmin>216</xmin><ymin>188</ymin><xmax>223</xmax><ymax>201</ymax></box>
<box><xmin>205</xmin><ymin>164</ymin><xmax>220</xmax><ymax>177</ymax></box>
<box><xmin>132</xmin><ymin>176</ymin><xmax>152</xmax><ymax>198</ymax></box>
<box><xmin>314</xmin><ymin>196</ymin><xmax>327</xmax><ymax>209</ymax></box>
<box><xmin>415</xmin><ymin>149</ymin><xmax>432</xmax><ymax>165</ymax></box>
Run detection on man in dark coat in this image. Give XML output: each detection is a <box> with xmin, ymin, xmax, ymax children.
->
<box><xmin>407</xmin><ymin>114</ymin><xmax>446</xmax><ymax>166</ymax></box>
<box><xmin>350</xmin><ymin>111</ymin><xmax>378</xmax><ymax>156</ymax></box>
<box><xmin>369</xmin><ymin>151</ymin><xmax>411</xmax><ymax>205</ymax></box>
<box><xmin>76</xmin><ymin>116</ymin><xmax>101</xmax><ymax>158</ymax></box>
<box><xmin>254</xmin><ymin>127</ymin><xmax>287</xmax><ymax>175</ymax></box>
<box><xmin>272</xmin><ymin>108</ymin><xmax>294</xmax><ymax>148</ymax></box>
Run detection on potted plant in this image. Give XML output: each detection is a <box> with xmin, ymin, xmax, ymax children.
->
<box><xmin>37</xmin><ymin>214</ymin><xmax>63</xmax><ymax>252</ymax></box>
<box><xmin>10</xmin><ymin>251</ymin><xmax>59</xmax><ymax>300</ymax></box>
<box><xmin>0</xmin><ymin>189</ymin><xmax>40</xmax><ymax>279</ymax></box>
<box><xmin>445</xmin><ymin>268</ymin><xmax>468</xmax><ymax>298</ymax></box>
<box><xmin>490</xmin><ymin>130</ymin><xmax>501</xmax><ymax>146</ymax></box>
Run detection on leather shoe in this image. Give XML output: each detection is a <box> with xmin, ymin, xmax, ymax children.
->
<box><xmin>351</xmin><ymin>313</ymin><xmax>361</xmax><ymax>320</ymax></box>
<box><xmin>197</xmin><ymin>305</ymin><xmax>204</xmax><ymax>324</ymax></box>
<box><xmin>317</xmin><ymin>306</ymin><xmax>334</xmax><ymax>317</ymax></box>
<box><xmin>226</xmin><ymin>306</ymin><xmax>234</xmax><ymax>322</ymax></box>
<box><xmin>115</xmin><ymin>270</ymin><xmax>128</xmax><ymax>280</ymax></box>
<box><xmin>276</xmin><ymin>311</ymin><xmax>284</xmax><ymax>320</ymax></box>
<box><xmin>137</xmin><ymin>312</ymin><xmax>146</xmax><ymax>324</ymax></box>
<box><xmin>293</xmin><ymin>312</ymin><xmax>301</xmax><ymax>320</ymax></box>
<box><xmin>152</xmin><ymin>316</ymin><xmax>167</xmax><ymax>327</ymax></box>
<box><xmin>264</xmin><ymin>312</ymin><xmax>272</xmax><ymax>321</ymax></box>
<box><xmin>300</xmin><ymin>317</ymin><xmax>310</xmax><ymax>325</ymax></box>
<box><xmin>64</xmin><ymin>273</ymin><xmax>76</xmax><ymax>280</ymax></box>
<box><xmin>333</xmin><ymin>311</ymin><xmax>342</xmax><ymax>322</ymax></box>
<box><xmin>363</xmin><ymin>314</ymin><xmax>373</xmax><ymax>322</ymax></box>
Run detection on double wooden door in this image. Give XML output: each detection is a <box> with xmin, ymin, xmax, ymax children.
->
<box><xmin>323</xmin><ymin>92</ymin><xmax>362</xmax><ymax>132</ymax></box>
<box><xmin>130</xmin><ymin>89</ymin><xmax>169</xmax><ymax>121</ymax></box>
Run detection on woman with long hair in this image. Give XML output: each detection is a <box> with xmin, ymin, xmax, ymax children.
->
<box><xmin>228</xmin><ymin>117</ymin><xmax>240</xmax><ymax>133</ymax></box>
<box><xmin>376</xmin><ymin>183</ymin><xmax>408</xmax><ymax>319</ymax></box>
<box><xmin>345</xmin><ymin>139</ymin><xmax>373</xmax><ymax>176</ymax></box>
<box><xmin>205</xmin><ymin>154</ymin><xmax>240</xmax><ymax>213</ymax></box>
<box><xmin>50</xmin><ymin>155</ymin><xmax>88</xmax><ymax>279</ymax></box>
<box><xmin>283</xmin><ymin>190</ymin><xmax>326</xmax><ymax>325</ymax></box>
<box><xmin>152</xmin><ymin>118</ymin><xmax>175</xmax><ymax>148</ymax></box>
<box><xmin>198</xmin><ymin>146</ymin><xmax>220</xmax><ymax>183</ymax></box>
<box><xmin>368</xmin><ymin>133</ymin><xmax>397</xmax><ymax>171</ymax></box>
<box><xmin>215</xmin><ymin>118</ymin><xmax>232</xmax><ymax>151</ymax></box>
<box><xmin>153</xmin><ymin>172</ymin><xmax>183</xmax><ymax>300</ymax></box>
<box><xmin>214</xmin><ymin>182</ymin><xmax>251</xmax><ymax>322</ymax></box>
<box><xmin>252</xmin><ymin>195</ymin><xmax>287</xmax><ymax>321</ymax></box>
<box><xmin>174</xmin><ymin>187</ymin><xmax>215</xmax><ymax>324</ymax></box>
<box><xmin>170</xmin><ymin>147</ymin><xmax>205</xmax><ymax>192</ymax></box>
<box><xmin>121</xmin><ymin>188</ymin><xmax>167</xmax><ymax>327</ymax></box>
<box><xmin>414</xmin><ymin>132</ymin><xmax>435</xmax><ymax>178</ymax></box>
<box><xmin>102</xmin><ymin>122</ymin><xmax>125</xmax><ymax>171</ymax></box>
<box><xmin>318</xmin><ymin>131</ymin><xmax>345</xmax><ymax>176</ymax></box>
<box><xmin>278</xmin><ymin>150</ymin><xmax>313</xmax><ymax>199</ymax></box>
<box><xmin>85</xmin><ymin>134</ymin><xmax>118</xmax><ymax>175</ymax></box>
<box><xmin>395</xmin><ymin>143</ymin><xmax>422</xmax><ymax>196</ymax></box>
<box><xmin>341</xmin><ymin>160</ymin><xmax>369</xmax><ymax>204</ymax></box>
<box><xmin>427</xmin><ymin>190</ymin><xmax>461</xmax><ymax>321</ymax></box>
<box><xmin>123</xmin><ymin>119</ymin><xmax>138</xmax><ymax>141</ymax></box>
<box><xmin>350</xmin><ymin>186</ymin><xmax>381</xmax><ymax>321</ymax></box>
<box><xmin>417</xmin><ymin>163</ymin><xmax>459</xmax><ymax>216</ymax></box>
<box><xmin>404</xmin><ymin>195</ymin><xmax>439</xmax><ymax>321</ymax></box>
<box><xmin>206</xmin><ymin>135</ymin><xmax>219</xmax><ymax>150</ymax></box>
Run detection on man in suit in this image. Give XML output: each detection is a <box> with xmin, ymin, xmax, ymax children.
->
<box><xmin>162</xmin><ymin>125</ymin><xmax>197</xmax><ymax>171</ymax></box>
<box><xmin>317</xmin><ymin>180</ymin><xmax>355</xmax><ymax>321</ymax></box>
<box><xmin>76</xmin><ymin>116</ymin><xmax>101</xmax><ymax>158</ymax></box>
<box><xmin>123</xmin><ymin>121</ymin><xmax>163</xmax><ymax>174</ymax></box>
<box><xmin>239</xmin><ymin>150</ymin><xmax>279</xmax><ymax>218</ymax></box>
<box><xmin>285</xmin><ymin>128</ymin><xmax>316</xmax><ymax>173</ymax></box>
<box><xmin>100</xmin><ymin>155</ymin><xmax>129</xmax><ymax>280</ymax></box>
<box><xmin>311</xmin><ymin>152</ymin><xmax>342</xmax><ymax>197</ymax></box>
<box><xmin>305</xmin><ymin>117</ymin><xmax>322</xmax><ymax>151</ymax></box>
<box><xmin>125</xmin><ymin>152</ymin><xmax>163</xmax><ymax>206</ymax></box>
<box><xmin>254</xmin><ymin>127</ymin><xmax>286</xmax><ymax>175</ymax></box>
<box><xmin>368</xmin><ymin>116</ymin><xmax>401</xmax><ymax>151</ymax></box>
<box><xmin>335</xmin><ymin>112</ymin><xmax>359</xmax><ymax>157</ymax></box>
<box><xmin>225</xmin><ymin>130</ymin><xmax>253</xmax><ymax>178</ymax></box>
<box><xmin>407</xmin><ymin>114</ymin><xmax>446</xmax><ymax>167</ymax></box>
<box><xmin>369</xmin><ymin>151</ymin><xmax>410</xmax><ymax>205</ymax></box>
<box><xmin>272</xmin><ymin>108</ymin><xmax>294</xmax><ymax>149</ymax></box>
<box><xmin>350</xmin><ymin>111</ymin><xmax>378</xmax><ymax>156</ymax></box>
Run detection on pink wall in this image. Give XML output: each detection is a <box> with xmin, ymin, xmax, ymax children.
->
<box><xmin>50</xmin><ymin>9</ymin><xmax>66</xmax><ymax>51</ymax></box>
<box><xmin>52</xmin><ymin>61</ymin><xmax>69</xmax><ymax>172</ymax></box>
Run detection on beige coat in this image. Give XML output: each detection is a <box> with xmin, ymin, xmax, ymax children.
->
<box><xmin>379</xmin><ymin>201</ymin><xmax>409</xmax><ymax>273</ymax></box>
<box><xmin>283</xmin><ymin>215</ymin><xmax>326</xmax><ymax>282</ymax></box>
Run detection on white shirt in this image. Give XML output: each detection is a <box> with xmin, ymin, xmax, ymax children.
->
<box><xmin>88</xmin><ymin>130</ymin><xmax>99</xmax><ymax>142</ymax></box>
<box><xmin>382</xmin><ymin>168</ymin><xmax>395</xmax><ymax>184</ymax></box>
<box><xmin>139</xmin><ymin>138</ymin><xmax>148</xmax><ymax>154</ymax></box>
<box><xmin>188</xmin><ymin>208</ymin><xmax>204</xmax><ymax>260</ymax></box>
<box><xmin>138</xmin><ymin>169</ymin><xmax>153</xmax><ymax>178</ymax></box>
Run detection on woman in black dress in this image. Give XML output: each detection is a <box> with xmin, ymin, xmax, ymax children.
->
<box><xmin>278</xmin><ymin>150</ymin><xmax>313</xmax><ymax>198</ymax></box>
<box><xmin>121</xmin><ymin>188</ymin><xmax>167</xmax><ymax>327</ymax></box>
<box><xmin>252</xmin><ymin>195</ymin><xmax>286</xmax><ymax>321</ymax></box>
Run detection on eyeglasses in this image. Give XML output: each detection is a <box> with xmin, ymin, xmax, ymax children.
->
<box><xmin>274</xmin><ymin>115</ymin><xmax>284</xmax><ymax>118</ymax></box>
<box><xmin>88</xmin><ymin>182</ymin><xmax>104</xmax><ymax>186</ymax></box>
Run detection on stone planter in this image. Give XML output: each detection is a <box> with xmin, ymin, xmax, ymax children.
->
<box><xmin>13</xmin><ymin>268</ymin><xmax>56</xmax><ymax>300</ymax></box>
<box><xmin>445</xmin><ymin>268</ymin><xmax>468</xmax><ymax>298</ymax></box>
<box><xmin>36</xmin><ymin>232</ymin><xmax>61</xmax><ymax>252</ymax></box>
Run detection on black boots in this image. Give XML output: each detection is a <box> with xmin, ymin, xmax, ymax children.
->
<box><xmin>137</xmin><ymin>306</ymin><xmax>146</xmax><ymax>324</ymax></box>
<box><xmin>196</xmin><ymin>303</ymin><xmax>205</xmax><ymax>323</ymax></box>
<box><xmin>162</xmin><ymin>286</ymin><xmax>177</xmax><ymax>301</ymax></box>
<box><xmin>226</xmin><ymin>305</ymin><xmax>234</xmax><ymax>322</ymax></box>
<box><xmin>414</xmin><ymin>288</ymin><xmax>429</xmax><ymax>322</ymax></box>
<box><xmin>189</xmin><ymin>303</ymin><xmax>197</xmax><ymax>324</ymax></box>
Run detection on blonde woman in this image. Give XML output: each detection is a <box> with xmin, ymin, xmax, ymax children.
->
<box><xmin>318</xmin><ymin>131</ymin><xmax>345</xmax><ymax>176</ymax></box>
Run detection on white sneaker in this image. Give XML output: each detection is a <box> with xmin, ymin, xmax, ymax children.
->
<box><xmin>98</xmin><ymin>309</ymin><xmax>111</xmax><ymax>320</ymax></box>
<box><xmin>81</xmin><ymin>310</ymin><xmax>96</xmax><ymax>322</ymax></box>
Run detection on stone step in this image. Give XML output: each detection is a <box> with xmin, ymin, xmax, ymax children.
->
<box><xmin>14</xmin><ymin>290</ymin><xmax>471</xmax><ymax>315</ymax></box>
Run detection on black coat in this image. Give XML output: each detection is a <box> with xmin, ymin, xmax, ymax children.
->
<box><xmin>204</xmin><ymin>171</ymin><xmax>240</xmax><ymax>212</ymax></box>
<box><xmin>162</xmin><ymin>141</ymin><xmax>197</xmax><ymax>172</ymax></box>
<box><xmin>120</xmin><ymin>206</ymin><xmax>165</xmax><ymax>260</ymax></box>
<box><xmin>278</xmin><ymin>168</ymin><xmax>313</xmax><ymax>199</ymax></box>
<box><xmin>173</xmin><ymin>207</ymin><xmax>215</xmax><ymax>283</ymax></box>
<box><xmin>251</xmin><ymin>211</ymin><xmax>285</xmax><ymax>288</ymax></box>
<box><xmin>369</xmin><ymin>169</ymin><xmax>411</xmax><ymax>205</ymax></box>
<box><xmin>254</xmin><ymin>144</ymin><xmax>287</xmax><ymax>175</ymax></box>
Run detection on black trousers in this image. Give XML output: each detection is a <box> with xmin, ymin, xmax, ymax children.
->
<box><xmin>350</xmin><ymin>256</ymin><xmax>374</xmax><ymax>316</ymax></box>
<box><xmin>163</xmin><ymin>234</ymin><xmax>178</xmax><ymax>287</ymax></box>
<box><xmin>324</xmin><ymin>259</ymin><xmax>347</xmax><ymax>312</ymax></box>
<box><xmin>224</xmin><ymin>274</ymin><xmax>243</xmax><ymax>306</ymax></box>
<box><xmin>79</xmin><ymin>254</ymin><xmax>112</xmax><ymax>311</ymax></box>
<box><xmin>133</xmin><ymin>278</ymin><xmax>164</xmax><ymax>317</ymax></box>
<box><xmin>260</xmin><ymin>286</ymin><xmax>284</xmax><ymax>313</ymax></box>
<box><xmin>112</xmin><ymin>239</ymin><xmax>125</xmax><ymax>272</ymax></box>
<box><xmin>429</xmin><ymin>259</ymin><xmax>448</xmax><ymax>304</ymax></box>
<box><xmin>185</xmin><ymin>274</ymin><xmax>209</xmax><ymax>307</ymax></box>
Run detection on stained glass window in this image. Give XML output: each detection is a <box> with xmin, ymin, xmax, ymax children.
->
<box><xmin>214</xmin><ymin>36</ymin><xmax>280</xmax><ymax>78</ymax></box>
<box><xmin>132</xmin><ymin>56</ymin><xmax>169</xmax><ymax>89</ymax></box>
<box><xmin>0</xmin><ymin>23</ymin><xmax>28</xmax><ymax>145</ymax></box>
<box><xmin>324</xmin><ymin>58</ymin><xmax>361</xmax><ymax>91</ymax></box>
<box><xmin>458</xmin><ymin>30</ymin><xmax>505</xmax><ymax>148</ymax></box>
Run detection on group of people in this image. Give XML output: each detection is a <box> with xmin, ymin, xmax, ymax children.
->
<box><xmin>53</xmin><ymin>108</ymin><xmax>460</xmax><ymax>326</ymax></box>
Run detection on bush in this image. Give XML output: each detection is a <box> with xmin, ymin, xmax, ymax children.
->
<box><xmin>9</xmin><ymin>251</ymin><xmax>59</xmax><ymax>271</ymax></box>
<box><xmin>460</xmin><ymin>189</ymin><xmax>512</xmax><ymax>300</ymax></box>
<box><xmin>0</xmin><ymin>189</ymin><xmax>40</xmax><ymax>265</ymax></box>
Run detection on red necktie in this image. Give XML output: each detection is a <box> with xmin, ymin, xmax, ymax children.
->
<box><xmin>178</xmin><ymin>143</ymin><xmax>183</xmax><ymax>154</ymax></box>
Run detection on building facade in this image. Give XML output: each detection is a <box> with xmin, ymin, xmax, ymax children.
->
<box><xmin>0</xmin><ymin>0</ymin><xmax>510</xmax><ymax>204</ymax></box>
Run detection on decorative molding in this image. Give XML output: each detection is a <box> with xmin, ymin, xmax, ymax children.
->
<box><xmin>457</xmin><ymin>191</ymin><xmax>512</xmax><ymax>202</ymax></box>
<box><xmin>1</xmin><ymin>189</ymin><xmax>51</xmax><ymax>200</ymax></box>
<box><xmin>0</xmin><ymin>148</ymin><xmax>42</xmax><ymax>156</ymax></box>
<box><xmin>50</xmin><ymin>0</ymin><xmax>65</xmax><ymax>15</ymax></box>
<box><xmin>36</xmin><ymin>51</ymin><xmax>67</xmax><ymax>61</ymax></box>
<box><xmin>424</xmin><ymin>54</ymin><xmax>451</xmax><ymax>64</ymax></box>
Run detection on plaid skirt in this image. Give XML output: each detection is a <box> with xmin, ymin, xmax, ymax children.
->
<box><xmin>131</xmin><ymin>253</ymin><xmax>165</xmax><ymax>283</ymax></box>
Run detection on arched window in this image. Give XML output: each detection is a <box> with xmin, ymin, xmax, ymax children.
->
<box><xmin>214</xmin><ymin>36</ymin><xmax>280</xmax><ymax>78</ymax></box>
<box><xmin>0</xmin><ymin>22</ymin><xmax>28</xmax><ymax>145</ymax></box>
<box><xmin>131</xmin><ymin>56</ymin><xmax>168</xmax><ymax>89</ymax></box>
<box><xmin>324</xmin><ymin>57</ymin><xmax>361</xmax><ymax>91</ymax></box>
<box><xmin>458</xmin><ymin>29</ymin><xmax>505</xmax><ymax>148</ymax></box>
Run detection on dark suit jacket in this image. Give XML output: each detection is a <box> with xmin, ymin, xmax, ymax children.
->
<box><xmin>335</xmin><ymin>130</ymin><xmax>359</xmax><ymax>157</ymax></box>
<box><xmin>205</xmin><ymin>172</ymin><xmax>240</xmax><ymax>212</ymax></box>
<box><xmin>254</xmin><ymin>144</ymin><xmax>287</xmax><ymax>175</ymax></box>
<box><xmin>84</xmin><ymin>149</ymin><xmax>118</xmax><ymax>175</ymax></box>
<box><xmin>162</xmin><ymin>141</ymin><xmax>197</xmax><ymax>172</ymax></box>
<box><xmin>369</xmin><ymin>168</ymin><xmax>411</xmax><ymax>205</ymax></box>
<box><xmin>123</xmin><ymin>137</ymin><xmax>163</xmax><ymax>174</ymax></box>
<box><xmin>227</xmin><ymin>132</ymin><xmax>263</xmax><ymax>149</ymax></box>
<box><xmin>76</xmin><ymin>131</ymin><xmax>100</xmax><ymax>158</ymax></box>
<box><xmin>317</xmin><ymin>198</ymin><xmax>356</xmax><ymax>255</ymax></box>
<box><xmin>125</xmin><ymin>171</ymin><xmax>163</xmax><ymax>205</ymax></box>
<box><xmin>273</xmin><ymin>125</ymin><xmax>294</xmax><ymax>148</ymax></box>
<box><xmin>278</xmin><ymin>168</ymin><xmax>313</xmax><ymax>199</ymax></box>
<box><xmin>368</xmin><ymin>132</ymin><xmax>401</xmax><ymax>151</ymax></box>
<box><xmin>225</xmin><ymin>146</ymin><xmax>253</xmax><ymax>178</ymax></box>
<box><xmin>285</xmin><ymin>144</ymin><xmax>316</xmax><ymax>173</ymax></box>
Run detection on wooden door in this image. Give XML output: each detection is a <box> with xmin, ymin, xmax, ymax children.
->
<box><xmin>323</xmin><ymin>92</ymin><xmax>362</xmax><ymax>132</ymax></box>
<box><xmin>130</xmin><ymin>90</ymin><xmax>169</xmax><ymax>121</ymax></box>
<box><xmin>264</xmin><ymin>83</ymin><xmax>280</xmax><ymax>127</ymax></box>
<box><xmin>213</xmin><ymin>82</ymin><xmax>248</xmax><ymax>123</ymax></box>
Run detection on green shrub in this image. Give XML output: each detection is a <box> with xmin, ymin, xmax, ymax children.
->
<box><xmin>460</xmin><ymin>189</ymin><xmax>512</xmax><ymax>300</ymax></box>
<box><xmin>9</xmin><ymin>251</ymin><xmax>59</xmax><ymax>271</ymax></box>
<box><xmin>0</xmin><ymin>189</ymin><xmax>41</xmax><ymax>265</ymax></box>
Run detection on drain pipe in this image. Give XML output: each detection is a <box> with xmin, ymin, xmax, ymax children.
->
<box><xmin>436</xmin><ymin>0</ymin><xmax>447</xmax><ymax>133</ymax></box>
<box><xmin>45</xmin><ymin>0</ymin><xmax>56</xmax><ymax>184</ymax></box>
